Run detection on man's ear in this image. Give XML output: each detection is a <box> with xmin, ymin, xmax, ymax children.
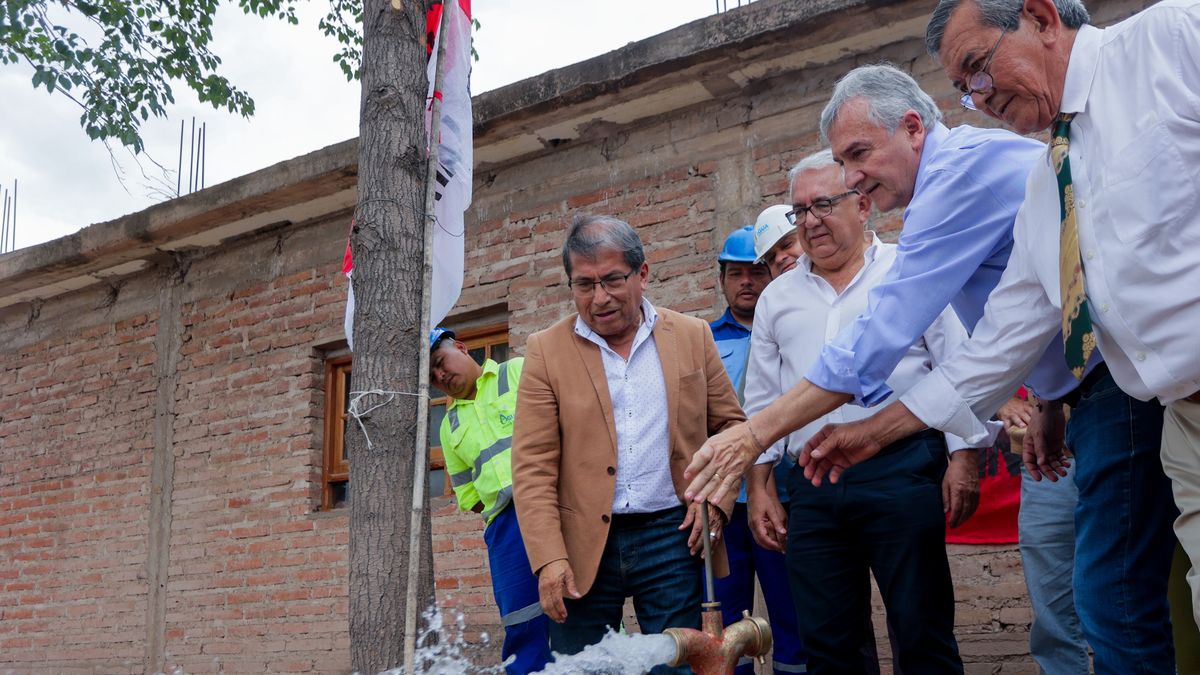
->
<box><xmin>902</xmin><ymin>110</ymin><xmax>927</xmax><ymax>150</ymax></box>
<box><xmin>1024</xmin><ymin>0</ymin><xmax>1064</xmax><ymax>42</ymax></box>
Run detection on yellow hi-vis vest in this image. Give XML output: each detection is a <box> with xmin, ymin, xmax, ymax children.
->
<box><xmin>439</xmin><ymin>358</ymin><xmax>521</xmax><ymax>525</ymax></box>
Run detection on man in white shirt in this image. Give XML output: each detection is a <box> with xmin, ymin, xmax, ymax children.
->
<box><xmin>803</xmin><ymin>0</ymin><xmax>1200</xmax><ymax>639</ymax></box>
<box><xmin>744</xmin><ymin>149</ymin><xmax>979</xmax><ymax>674</ymax></box>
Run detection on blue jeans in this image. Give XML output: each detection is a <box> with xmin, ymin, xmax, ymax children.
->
<box><xmin>484</xmin><ymin>506</ymin><xmax>551</xmax><ymax>675</ymax></box>
<box><xmin>1065</xmin><ymin>371</ymin><xmax>1177</xmax><ymax>673</ymax></box>
<box><xmin>1019</xmin><ymin>463</ymin><xmax>1090</xmax><ymax>674</ymax></box>
<box><xmin>713</xmin><ymin>503</ymin><xmax>807</xmax><ymax>674</ymax></box>
<box><xmin>549</xmin><ymin>505</ymin><xmax>701</xmax><ymax>675</ymax></box>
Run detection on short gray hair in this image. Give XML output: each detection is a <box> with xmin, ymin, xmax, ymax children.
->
<box><xmin>818</xmin><ymin>64</ymin><xmax>942</xmax><ymax>146</ymax></box>
<box><xmin>562</xmin><ymin>214</ymin><xmax>646</xmax><ymax>277</ymax></box>
<box><xmin>926</xmin><ymin>0</ymin><xmax>1090</xmax><ymax>56</ymax></box>
<box><xmin>786</xmin><ymin>149</ymin><xmax>840</xmax><ymax>203</ymax></box>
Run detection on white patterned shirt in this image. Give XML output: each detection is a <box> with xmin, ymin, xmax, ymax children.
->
<box><xmin>575</xmin><ymin>299</ymin><xmax>680</xmax><ymax>514</ymax></box>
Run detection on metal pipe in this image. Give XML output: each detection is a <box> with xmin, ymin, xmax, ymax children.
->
<box><xmin>700</xmin><ymin>505</ymin><xmax>716</xmax><ymax>603</ymax></box>
<box><xmin>176</xmin><ymin>120</ymin><xmax>184</xmax><ymax>197</ymax></box>
<box><xmin>187</xmin><ymin>117</ymin><xmax>196</xmax><ymax>194</ymax></box>
<box><xmin>402</xmin><ymin>3</ymin><xmax>454</xmax><ymax>671</ymax></box>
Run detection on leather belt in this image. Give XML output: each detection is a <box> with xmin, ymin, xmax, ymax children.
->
<box><xmin>1052</xmin><ymin>362</ymin><xmax>1110</xmax><ymax>409</ymax></box>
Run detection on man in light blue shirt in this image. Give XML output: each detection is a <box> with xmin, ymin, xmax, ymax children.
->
<box><xmin>685</xmin><ymin>64</ymin><xmax>1111</xmax><ymax>672</ymax></box>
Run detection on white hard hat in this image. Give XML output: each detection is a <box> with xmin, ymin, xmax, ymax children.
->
<box><xmin>752</xmin><ymin>204</ymin><xmax>796</xmax><ymax>264</ymax></box>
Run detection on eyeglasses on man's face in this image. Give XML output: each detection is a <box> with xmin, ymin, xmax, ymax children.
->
<box><xmin>959</xmin><ymin>29</ymin><xmax>1008</xmax><ymax>110</ymax></box>
<box><xmin>785</xmin><ymin>190</ymin><xmax>858</xmax><ymax>225</ymax></box>
<box><xmin>568</xmin><ymin>269</ymin><xmax>636</xmax><ymax>296</ymax></box>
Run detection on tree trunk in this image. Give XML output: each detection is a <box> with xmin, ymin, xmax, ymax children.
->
<box><xmin>348</xmin><ymin>0</ymin><xmax>437</xmax><ymax>671</ymax></box>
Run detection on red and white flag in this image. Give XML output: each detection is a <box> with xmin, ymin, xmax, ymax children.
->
<box><xmin>343</xmin><ymin>0</ymin><xmax>473</xmax><ymax>349</ymax></box>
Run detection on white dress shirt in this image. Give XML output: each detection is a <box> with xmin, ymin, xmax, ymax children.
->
<box><xmin>901</xmin><ymin>2</ymin><xmax>1200</xmax><ymax>444</ymax></box>
<box><xmin>574</xmin><ymin>299</ymin><xmax>680</xmax><ymax>514</ymax></box>
<box><xmin>747</xmin><ymin>236</ymin><xmax>979</xmax><ymax>465</ymax></box>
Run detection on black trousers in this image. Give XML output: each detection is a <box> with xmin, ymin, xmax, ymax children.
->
<box><xmin>786</xmin><ymin>429</ymin><xmax>963</xmax><ymax>675</ymax></box>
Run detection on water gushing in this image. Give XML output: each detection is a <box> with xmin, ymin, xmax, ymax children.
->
<box><xmin>533</xmin><ymin>631</ymin><xmax>677</xmax><ymax>675</ymax></box>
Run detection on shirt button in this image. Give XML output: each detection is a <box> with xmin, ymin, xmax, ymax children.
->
<box><xmin>1085</xmin><ymin>250</ymin><xmax>1095</xmax><ymax>261</ymax></box>
<box><xmin>601</xmin><ymin>514</ymin><xmax>610</xmax><ymax>523</ymax></box>
<box><xmin>1137</xmin><ymin>352</ymin><xmax>1147</xmax><ymax>362</ymax></box>
<box><xmin>1100</xmin><ymin>303</ymin><xmax>1110</xmax><ymax>313</ymax></box>
<box><xmin>607</xmin><ymin>466</ymin><xmax>616</xmax><ymax>475</ymax></box>
<box><xmin>1078</xmin><ymin>199</ymin><xmax>1087</xmax><ymax>209</ymax></box>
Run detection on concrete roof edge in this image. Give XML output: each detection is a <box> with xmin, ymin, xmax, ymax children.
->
<box><xmin>472</xmin><ymin>0</ymin><xmax>879</xmax><ymax>128</ymax></box>
<box><xmin>0</xmin><ymin>137</ymin><xmax>358</xmax><ymax>295</ymax></box>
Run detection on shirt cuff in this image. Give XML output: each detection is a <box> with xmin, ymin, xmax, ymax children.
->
<box><xmin>900</xmin><ymin>369</ymin><xmax>999</xmax><ymax>447</ymax></box>
<box><xmin>807</xmin><ymin>344</ymin><xmax>895</xmax><ymax>406</ymax></box>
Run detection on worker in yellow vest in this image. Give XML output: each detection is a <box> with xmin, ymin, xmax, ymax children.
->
<box><xmin>430</xmin><ymin>327</ymin><xmax>550</xmax><ymax>674</ymax></box>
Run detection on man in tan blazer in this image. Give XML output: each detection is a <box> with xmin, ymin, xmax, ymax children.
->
<box><xmin>513</xmin><ymin>214</ymin><xmax>745</xmax><ymax>670</ymax></box>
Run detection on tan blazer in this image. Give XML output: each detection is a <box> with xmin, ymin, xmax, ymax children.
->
<box><xmin>512</xmin><ymin>306</ymin><xmax>746</xmax><ymax>595</ymax></box>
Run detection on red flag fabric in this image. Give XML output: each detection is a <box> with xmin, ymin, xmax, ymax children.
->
<box><xmin>946</xmin><ymin>429</ymin><xmax>1021</xmax><ymax>544</ymax></box>
<box><xmin>343</xmin><ymin>1</ymin><xmax>472</xmax><ymax>349</ymax></box>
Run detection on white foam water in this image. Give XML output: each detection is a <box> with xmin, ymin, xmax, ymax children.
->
<box><xmin>532</xmin><ymin>631</ymin><xmax>677</xmax><ymax>675</ymax></box>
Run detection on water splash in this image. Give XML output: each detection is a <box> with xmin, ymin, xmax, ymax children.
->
<box><xmin>533</xmin><ymin>631</ymin><xmax>677</xmax><ymax>675</ymax></box>
<box><xmin>378</xmin><ymin>607</ymin><xmax>507</xmax><ymax>675</ymax></box>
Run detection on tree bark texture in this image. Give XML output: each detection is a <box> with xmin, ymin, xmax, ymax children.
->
<box><xmin>348</xmin><ymin>0</ymin><xmax>438</xmax><ymax>671</ymax></box>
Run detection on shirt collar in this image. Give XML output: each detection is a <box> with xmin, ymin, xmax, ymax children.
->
<box><xmin>574</xmin><ymin>298</ymin><xmax>659</xmax><ymax>345</ymax></box>
<box><xmin>1060</xmin><ymin>25</ymin><xmax>1103</xmax><ymax>114</ymax></box>
<box><xmin>446</xmin><ymin>358</ymin><xmax>498</xmax><ymax>410</ymax></box>
<box><xmin>712</xmin><ymin>307</ymin><xmax>749</xmax><ymax>332</ymax></box>
<box><xmin>916</xmin><ymin>122</ymin><xmax>951</xmax><ymax>185</ymax></box>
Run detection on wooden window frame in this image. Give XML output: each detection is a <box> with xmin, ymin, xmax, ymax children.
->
<box><xmin>321</xmin><ymin>324</ymin><xmax>509</xmax><ymax>510</ymax></box>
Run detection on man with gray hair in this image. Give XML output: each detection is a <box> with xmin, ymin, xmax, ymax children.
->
<box><xmin>513</xmin><ymin>214</ymin><xmax>746</xmax><ymax>671</ymax></box>
<box><xmin>775</xmin><ymin>0</ymin><xmax>1196</xmax><ymax>669</ymax></box>
<box><xmin>744</xmin><ymin>146</ymin><xmax>980</xmax><ymax>673</ymax></box>
<box><xmin>682</xmin><ymin>63</ymin><xmax>1113</xmax><ymax>671</ymax></box>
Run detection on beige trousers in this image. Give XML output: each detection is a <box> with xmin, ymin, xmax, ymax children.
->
<box><xmin>1162</xmin><ymin>398</ymin><xmax>1200</xmax><ymax>628</ymax></box>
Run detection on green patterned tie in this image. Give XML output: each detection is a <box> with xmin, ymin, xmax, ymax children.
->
<box><xmin>1051</xmin><ymin>113</ymin><xmax>1096</xmax><ymax>379</ymax></box>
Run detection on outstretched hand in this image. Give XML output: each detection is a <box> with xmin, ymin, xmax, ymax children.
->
<box><xmin>799</xmin><ymin>420</ymin><xmax>884</xmax><ymax>486</ymax></box>
<box><xmin>684</xmin><ymin>421</ymin><xmax>764</xmax><ymax>506</ymax></box>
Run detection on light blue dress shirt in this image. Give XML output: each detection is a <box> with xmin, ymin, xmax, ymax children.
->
<box><xmin>805</xmin><ymin>122</ymin><xmax>1090</xmax><ymax>405</ymax></box>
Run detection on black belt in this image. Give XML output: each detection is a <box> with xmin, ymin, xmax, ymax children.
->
<box><xmin>1052</xmin><ymin>362</ymin><xmax>1109</xmax><ymax>409</ymax></box>
<box><xmin>610</xmin><ymin>505</ymin><xmax>686</xmax><ymax>527</ymax></box>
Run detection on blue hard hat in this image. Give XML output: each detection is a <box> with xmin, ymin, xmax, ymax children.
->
<box><xmin>429</xmin><ymin>327</ymin><xmax>456</xmax><ymax>351</ymax></box>
<box><xmin>718</xmin><ymin>225</ymin><xmax>759</xmax><ymax>263</ymax></box>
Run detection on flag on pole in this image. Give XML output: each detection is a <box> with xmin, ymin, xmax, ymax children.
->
<box><xmin>343</xmin><ymin>0</ymin><xmax>472</xmax><ymax>350</ymax></box>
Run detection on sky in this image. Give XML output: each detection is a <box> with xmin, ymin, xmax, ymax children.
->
<box><xmin>0</xmin><ymin>0</ymin><xmax>739</xmax><ymax>252</ymax></box>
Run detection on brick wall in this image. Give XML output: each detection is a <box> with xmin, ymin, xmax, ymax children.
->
<box><xmin>1</xmin><ymin>0</ymin><xmax>1159</xmax><ymax>671</ymax></box>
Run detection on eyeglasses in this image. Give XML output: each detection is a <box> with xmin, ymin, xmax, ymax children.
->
<box><xmin>785</xmin><ymin>191</ymin><xmax>858</xmax><ymax>225</ymax></box>
<box><xmin>568</xmin><ymin>269</ymin><xmax>636</xmax><ymax>296</ymax></box>
<box><xmin>959</xmin><ymin>30</ymin><xmax>1007</xmax><ymax>110</ymax></box>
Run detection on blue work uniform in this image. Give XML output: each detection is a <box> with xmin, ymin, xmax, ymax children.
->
<box><xmin>709</xmin><ymin>310</ymin><xmax>806</xmax><ymax>675</ymax></box>
<box><xmin>440</xmin><ymin>358</ymin><xmax>551</xmax><ymax>674</ymax></box>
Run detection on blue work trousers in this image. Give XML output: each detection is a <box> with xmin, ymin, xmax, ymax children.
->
<box><xmin>713</xmin><ymin>502</ymin><xmax>807</xmax><ymax>674</ymax></box>
<box><xmin>484</xmin><ymin>506</ymin><xmax>552</xmax><ymax>675</ymax></box>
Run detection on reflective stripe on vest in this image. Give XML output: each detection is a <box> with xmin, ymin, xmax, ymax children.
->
<box><xmin>497</xmin><ymin>361</ymin><xmax>511</xmax><ymax>397</ymax></box>
<box><xmin>473</xmin><ymin>437</ymin><xmax>512</xmax><ymax>483</ymax></box>
<box><xmin>447</xmin><ymin>407</ymin><xmax>460</xmax><ymax>432</ymax></box>
<box><xmin>482</xmin><ymin>484</ymin><xmax>513</xmax><ymax>523</ymax></box>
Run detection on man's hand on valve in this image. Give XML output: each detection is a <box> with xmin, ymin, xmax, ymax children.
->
<box><xmin>680</xmin><ymin>501</ymin><xmax>726</xmax><ymax>555</ymax></box>
<box><xmin>684</xmin><ymin>420</ymin><xmax>765</xmax><ymax>507</ymax></box>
